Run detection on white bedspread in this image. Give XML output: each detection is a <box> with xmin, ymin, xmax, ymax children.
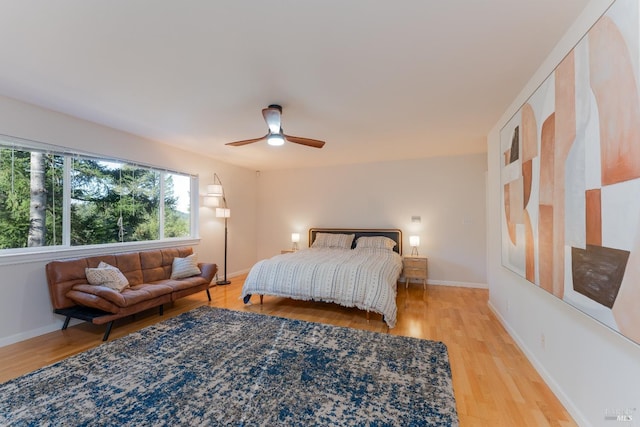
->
<box><xmin>241</xmin><ymin>247</ymin><xmax>403</xmax><ymax>327</ymax></box>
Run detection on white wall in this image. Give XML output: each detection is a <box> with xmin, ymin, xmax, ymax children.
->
<box><xmin>0</xmin><ymin>95</ymin><xmax>258</xmax><ymax>346</ymax></box>
<box><xmin>487</xmin><ymin>0</ymin><xmax>640</xmax><ymax>425</ymax></box>
<box><xmin>256</xmin><ymin>153</ymin><xmax>487</xmax><ymax>287</ymax></box>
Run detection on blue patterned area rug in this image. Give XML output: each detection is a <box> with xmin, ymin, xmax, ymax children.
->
<box><xmin>0</xmin><ymin>307</ymin><xmax>458</xmax><ymax>426</ymax></box>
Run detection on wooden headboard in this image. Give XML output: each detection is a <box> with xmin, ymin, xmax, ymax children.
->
<box><xmin>308</xmin><ymin>228</ymin><xmax>403</xmax><ymax>255</ymax></box>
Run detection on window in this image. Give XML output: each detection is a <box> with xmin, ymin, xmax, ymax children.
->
<box><xmin>164</xmin><ymin>172</ymin><xmax>191</xmax><ymax>239</ymax></box>
<box><xmin>0</xmin><ymin>147</ymin><xmax>64</xmax><ymax>249</ymax></box>
<box><xmin>0</xmin><ymin>135</ymin><xmax>196</xmax><ymax>252</ymax></box>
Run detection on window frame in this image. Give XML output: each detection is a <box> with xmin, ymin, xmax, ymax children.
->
<box><xmin>0</xmin><ymin>134</ymin><xmax>200</xmax><ymax>266</ymax></box>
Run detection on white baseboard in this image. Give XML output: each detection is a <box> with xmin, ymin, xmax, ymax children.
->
<box><xmin>426</xmin><ymin>279</ymin><xmax>488</xmax><ymax>289</ymax></box>
<box><xmin>487</xmin><ymin>301</ymin><xmax>589</xmax><ymax>427</ymax></box>
<box><xmin>0</xmin><ymin>321</ymin><xmax>64</xmax><ymax>348</ymax></box>
<box><xmin>224</xmin><ymin>269</ymin><xmax>250</xmax><ymax>279</ymax></box>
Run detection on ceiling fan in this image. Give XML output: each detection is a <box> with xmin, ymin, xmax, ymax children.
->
<box><xmin>225</xmin><ymin>104</ymin><xmax>325</xmax><ymax>149</ymax></box>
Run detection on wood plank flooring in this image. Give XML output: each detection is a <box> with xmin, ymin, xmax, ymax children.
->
<box><xmin>0</xmin><ymin>275</ymin><xmax>576</xmax><ymax>426</ymax></box>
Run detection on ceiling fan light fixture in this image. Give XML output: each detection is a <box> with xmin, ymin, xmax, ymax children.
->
<box><xmin>267</xmin><ymin>133</ymin><xmax>285</xmax><ymax>146</ymax></box>
<box><xmin>225</xmin><ymin>104</ymin><xmax>325</xmax><ymax>149</ymax></box>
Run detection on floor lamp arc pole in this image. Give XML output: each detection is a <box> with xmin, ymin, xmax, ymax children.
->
<box><xmin>218</xmin><ymin>215</ymin><xmax>230</xmax><ymax>285</ymax></box>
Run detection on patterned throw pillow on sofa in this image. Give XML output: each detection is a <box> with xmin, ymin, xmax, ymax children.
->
<box><xmin>171</xmin><ymin>253</ymin><xmax>202</xmax><ymax>279</ymax></box>
<box><xmin>85</xmin><ymin>262</ymin><xmax>129</xmax><ymax>292</ymax></box>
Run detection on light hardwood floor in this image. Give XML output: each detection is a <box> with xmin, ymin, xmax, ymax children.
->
<box><xmin>0</xmin><ymin>275</ymin><xmax>576</xmax><ymax>426</ymax></box>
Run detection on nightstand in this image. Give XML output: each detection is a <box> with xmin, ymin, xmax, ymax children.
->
<box><xmin>402</xmin><ymin>256</ymin><xmax>428</xmax><ymax>289</ymax></box>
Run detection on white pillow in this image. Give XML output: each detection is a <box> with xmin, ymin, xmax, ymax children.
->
<box><xmin>355</xmin><ymin>236</ymin><xmax>397</xmax><ymax>251</ymax></box>
<box><xmin>171</xmin><ymin>253</ymin><xmax>202</xmax><ymax>279</ymax></box>
<box><xmin>311</xmin><ymin>233</ymin><xmax>355</xmax><ymax>249</ymax></box>
<box><xmin>85</xmin><ymin>263</ymin><xmax>130</xmax><ymax>292</ymax></box>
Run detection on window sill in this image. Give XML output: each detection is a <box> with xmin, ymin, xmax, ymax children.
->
<box><xmin>0</xmin><ymin>238</ymin><xmax>202</xmax><ymax>266</ymax></box>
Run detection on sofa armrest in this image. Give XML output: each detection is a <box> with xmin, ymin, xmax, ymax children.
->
<box><xmin>198</xmin><ymin>263</ymin><xmax>218</xmax><ymax>283</ymax></box>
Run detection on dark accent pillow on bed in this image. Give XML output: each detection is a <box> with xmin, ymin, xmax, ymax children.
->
<box><xmin>311</xmin><ymin>233</ymin><xmax>355</xmax><ymax>249</ymax></box>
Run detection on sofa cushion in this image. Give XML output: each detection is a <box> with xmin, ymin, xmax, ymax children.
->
<box><xmin>139</xmin><ymin>250</ymin><xmax>166</xmax><ymax>282</ymax></box>
<box><xmin>161</xmin><ymin>247</ymin><xmax>193</xmax><ymax>266</ymax></box>
<box><xmin>113</xmin><ymin>252</ymin><xmax>144</xmax><ymax>285</ymax></box>
<box><xmin>139</xmin><ymin>247</ymin><xmax>194</xmax><ymax>282</ymax></box>
<box><xmin>85</xmin><ymin>255</ymin><xmax>118</xmax><ymax>268</ymax></box>
<box><xmin>46</xmin><ymin>258</ymin><xmax>92</xmax><ymax>309</ymax></box>
<box><xmin>69</xmin><ymin>283</ymin><xmax>173</xmax><ymax>309</ymax></box>
<box><xmin>151</xmin><ymin>276</ymin><xmax>207</xmax><ymax>293</ymax></box>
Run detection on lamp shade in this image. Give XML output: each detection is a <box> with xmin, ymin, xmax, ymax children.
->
<box><xmin>216</xmin><ymin>208</ymin><xmax>231</xmax><ymax>218</ymax></box>
<box><xmin>203</xmin><ymin>196</ymin><xmax>219</xmax><ymax>207</ymax></box>
<box><xmin>207</xmin><ymin>184</ymin><xmax>223</xmax><ymax>197</ymax></box>
<box><xmin>410</xmin><ymin>235</ymin><xmax>420</xmax><ymax>247</ymax></box>
<box><xmin>291</xmin><ymin>233</ymin><xmax>300</xmax><ymax>243</ymax></box>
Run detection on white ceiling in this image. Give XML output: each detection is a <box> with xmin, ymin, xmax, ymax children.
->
<box><xmin>0</xmin><ymin>1</ymin><xmax>589</xmax><ymax>171</ymax></box>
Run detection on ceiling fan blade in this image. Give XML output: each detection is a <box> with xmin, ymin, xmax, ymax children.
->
<box><xmin>225</xmin><ymin>135</ymin><xmax>268</xmax><ymax>146</ymax></box>
<box><xmin>284</xmin><ymin>134</ymin><xmax>326</xmax><ymax>149</ymax></box>
<box><xmin>262</xmin><ymin>106</ymin><xmax>282</xmax><ymax>133</ymax></box>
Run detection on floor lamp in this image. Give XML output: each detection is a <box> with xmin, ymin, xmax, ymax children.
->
<box><xmin>207</xmin><ymin>174</ymin><xmax>231</xmax><ymax>285</ymax></box>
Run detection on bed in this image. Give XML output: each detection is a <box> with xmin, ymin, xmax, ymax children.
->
<box><xmin>241</xmin><ymin>228</ymin><xmax>403</xmax><ymax>328</ymax></box>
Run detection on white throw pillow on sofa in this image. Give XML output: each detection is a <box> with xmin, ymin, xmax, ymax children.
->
<box><xmin>171</xmin><ymin>254</ymin><xmax>202</xmax><ymax>279</ymax></box>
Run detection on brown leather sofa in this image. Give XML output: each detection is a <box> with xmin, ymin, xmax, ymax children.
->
<box><xmin>45</xmin><ymin>247</ymin><xmax>217</xmax><ymax>340</ymax></box>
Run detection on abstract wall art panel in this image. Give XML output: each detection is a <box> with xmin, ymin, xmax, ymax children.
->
<box><xmin>500</xmin><ymin>0</ymin><xmax>640</xmax><ymax>345</ymax></box>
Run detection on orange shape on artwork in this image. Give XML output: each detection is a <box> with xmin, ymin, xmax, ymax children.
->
<box><xmin>589</xmin><ymin>16</ymin><xmax>640</xmax><ymax>185</ymax></box>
